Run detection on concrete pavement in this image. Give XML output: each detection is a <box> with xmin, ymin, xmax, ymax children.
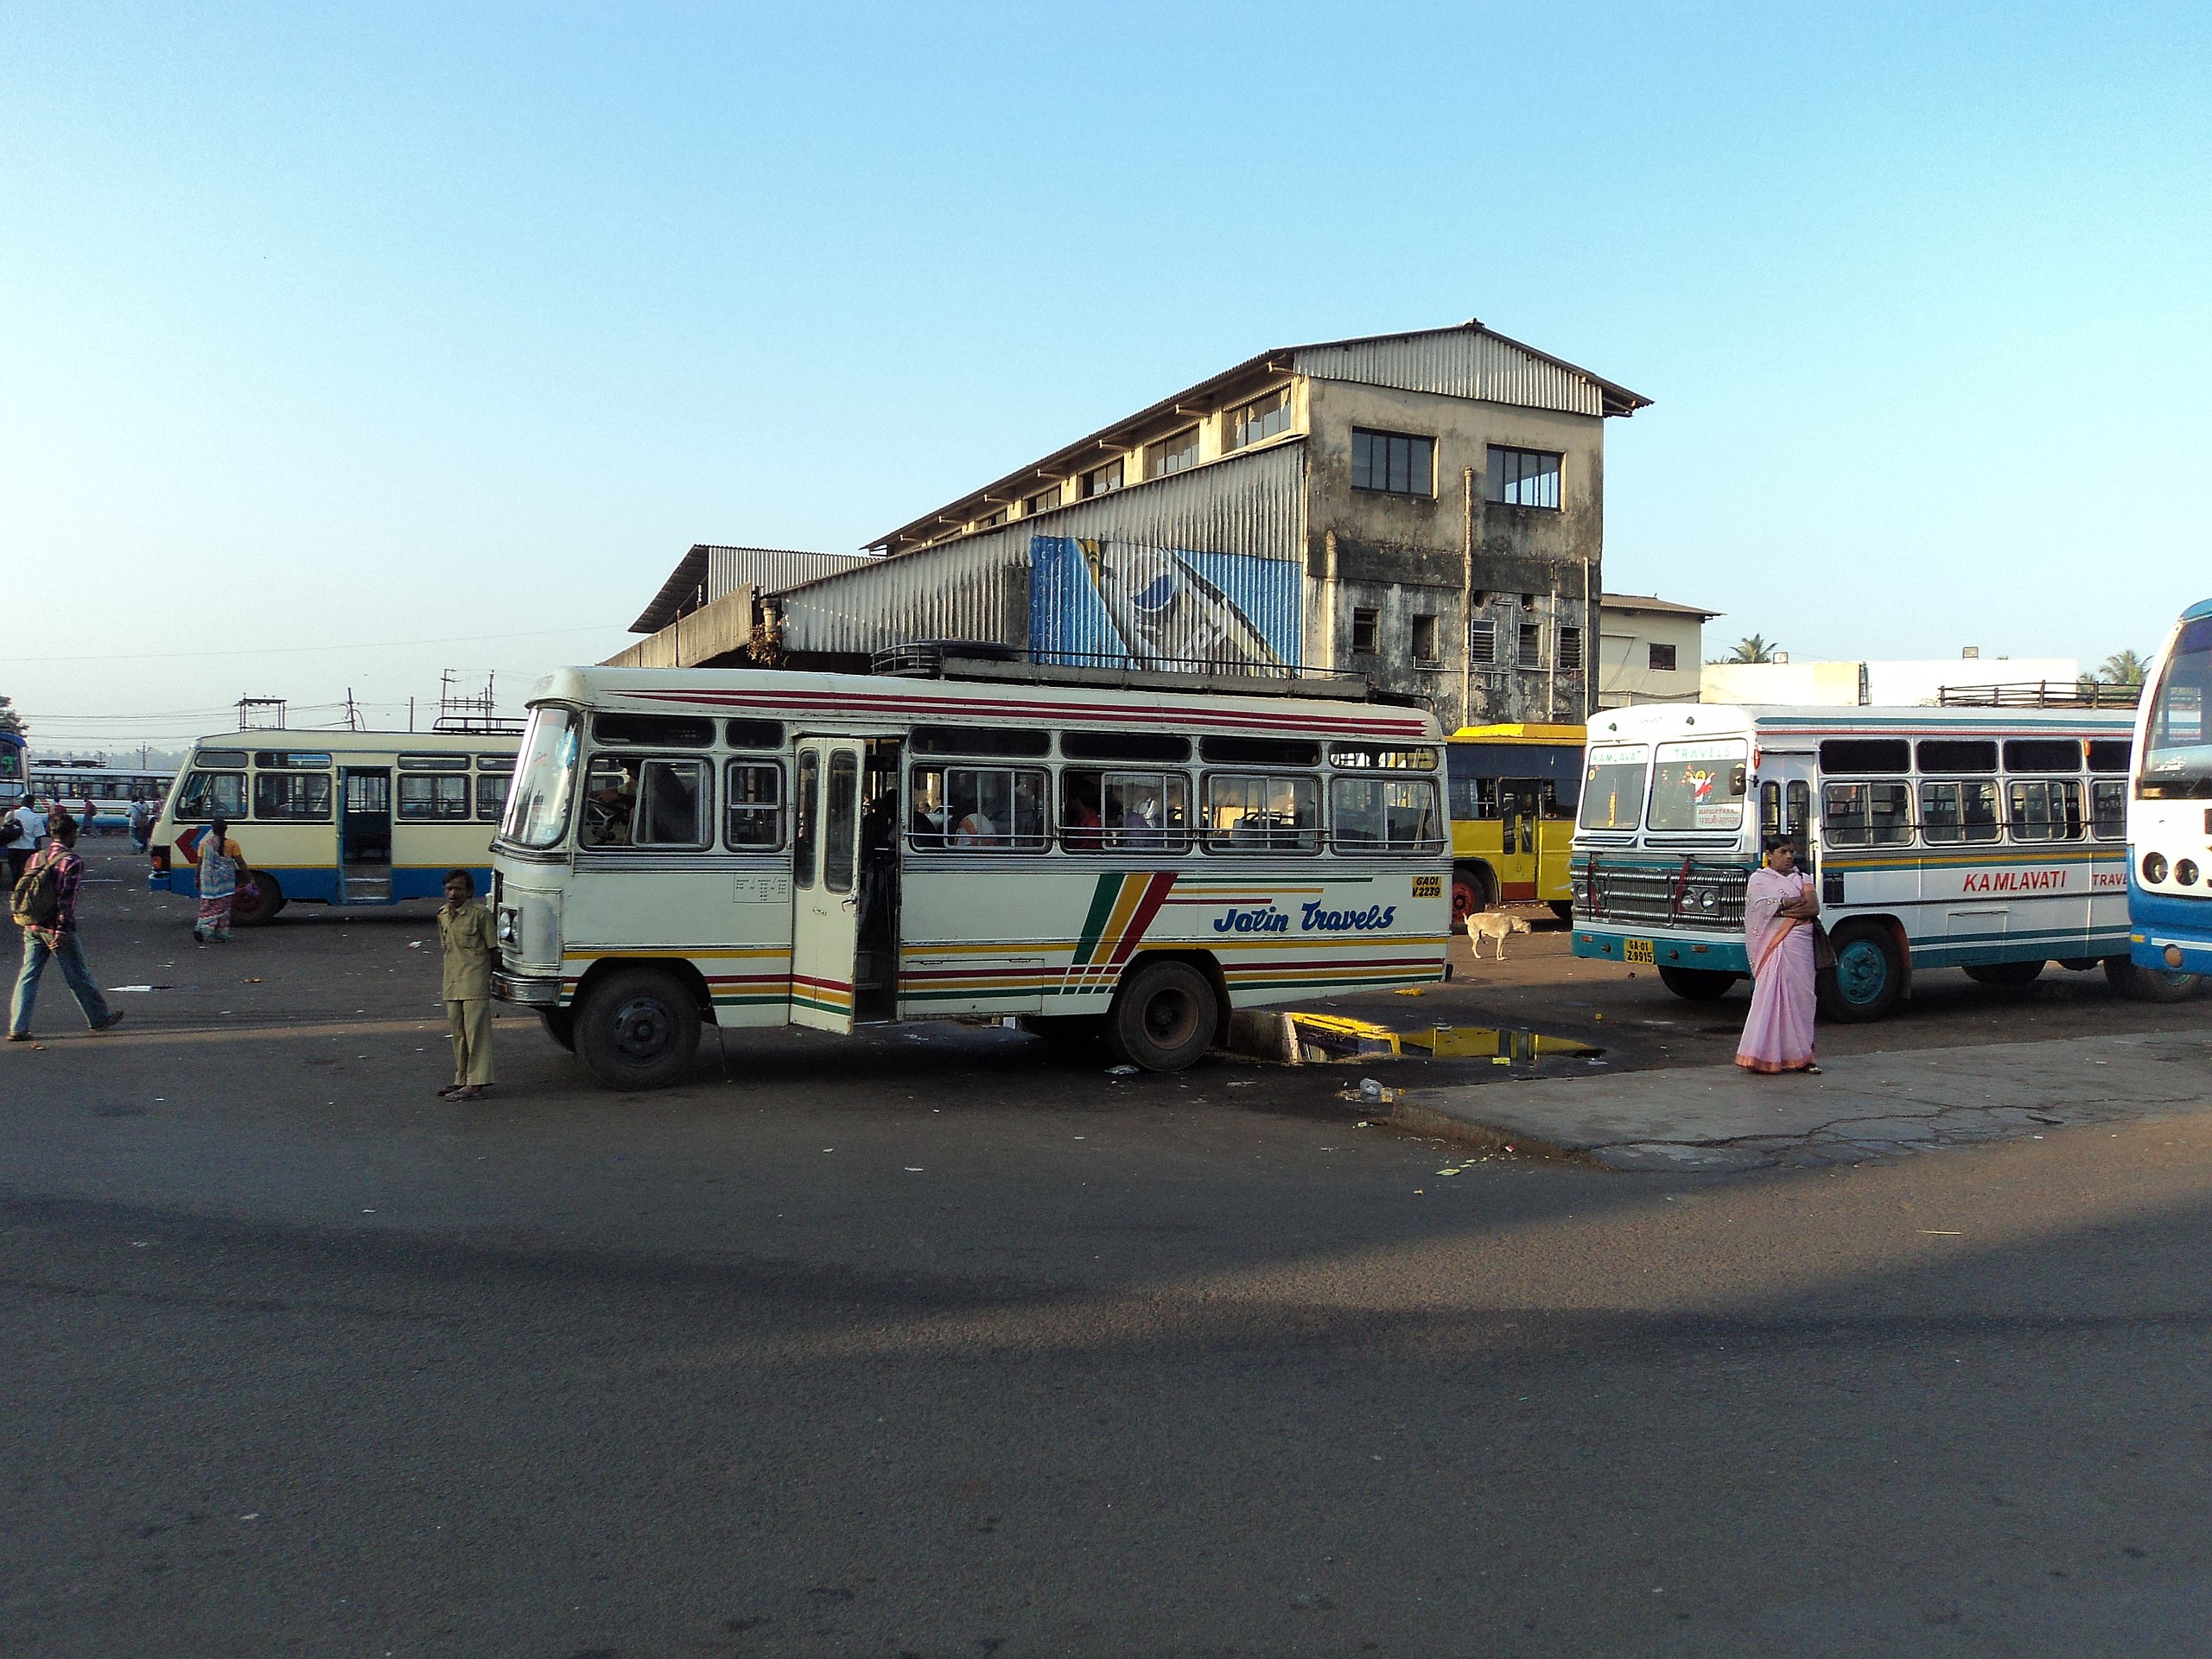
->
<box><xmin>1396</xmin><ymin>1030</ymin><xmax>2212</xmax><ymax>1170</ymax></box>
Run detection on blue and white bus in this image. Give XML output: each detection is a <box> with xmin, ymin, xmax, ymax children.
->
<box><xmin>0</xmin><ymin>728</ymin><xmax>24</xmax><ymax>810</ymax></box>
<box><xmin>2126</xmin><ymin>598</ymin><xmax>2212</xmax><ymax>995</ymax></box>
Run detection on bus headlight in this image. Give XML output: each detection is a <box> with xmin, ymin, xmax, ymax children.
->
<box><xmin>497</xmin><ymin>906</ymin><xmax>520</xmax><ymax>946</ymax></box>
<box><xmin>1696</xmin><ymin>887</ymin><xmax>1718</xmax><ymax>912</ymax></box>
<box><xmin>2143</xmin><ymin>852</ymin><xmax>2170</xmax><ymax>884</ymax></box>
<box><xmin>2179</xmin><ymin>860</ymin><xmax>2202</xmax><ymax>887</ymax></box>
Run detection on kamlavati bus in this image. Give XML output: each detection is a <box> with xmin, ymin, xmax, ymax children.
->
<box><xmin>1567</xmin><ymin>702</ymin><xmax>2178</xmax><ymax>1019</ymax></box>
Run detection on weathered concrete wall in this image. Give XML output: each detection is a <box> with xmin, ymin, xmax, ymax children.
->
<box><xmin>1300</xmin><ymin>379</ymin><xmax>1605</xmax><ymax>728</ymax></box>
<box><xmin>601</xmin><ymin>584</ymin><xmax>758</xmax><ymax>669</ymax></box>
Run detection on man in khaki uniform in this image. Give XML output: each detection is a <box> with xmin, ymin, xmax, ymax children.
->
<box><xmin>436</xmin><ymin>868</ymin><xmax>498</xmax><ymax>1100</ymax></box>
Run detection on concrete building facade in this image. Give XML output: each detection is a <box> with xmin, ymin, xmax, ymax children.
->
<box><xmin>620</xmin><ymin>322</ymin><xmax>1649</xmax><ymax>728</ymax></box>
<box><xmin>1597</xmin><ymin>593</ymin><xmax>1719</xmax><ymax>707</ymax></box>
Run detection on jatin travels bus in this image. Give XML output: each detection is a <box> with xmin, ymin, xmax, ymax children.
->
<box><xmin>488</xmin><ymin>656</ymin><xmax>1453</xmax><ymax>1087</ymax></box>
<box><xmin>2128</xmin><ymin>597</ymin><xmax>2212</xmax><ymax>993</ymax></box>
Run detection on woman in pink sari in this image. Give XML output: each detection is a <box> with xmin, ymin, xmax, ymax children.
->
<box><xmin>1738</xmin><ymin>835</ymin><xmax>1821</xmax><ymax>1074</ymax></box>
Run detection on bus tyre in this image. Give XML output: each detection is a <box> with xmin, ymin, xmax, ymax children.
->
<box><xmin>2105</xmin><ymin>957</ymin><xmax>2204</xmax><ymax>1003</ymax></box>
<box><xmin>575</xmin><ymin>968</ymin><xmax>701</xmax><ymax>1089</ymax></box>
<box><xmin>1819</xmin><ymin>921</ymin><xmax>1903</xmax><ymax>1023</ymax></box>
<box><xmin>1451</xmin><ymin>868</ymin><xmax>1495</xmax><ymax>934</ymax></box>
<box><xmin>1548</xmin><ymin>900</ymin><xmax>1575</xmax><ymax>925</ymax></box>
<box><xmin>231</xmin><ymin>871</ymin><xmax>283</xmax><ymax>927</ymax></box>
<box><xmin>1964</xmin><ymin>960</ymin><xmax>2044</xmax><ymax>987</ymax></box>
<box><xmin>1657</xmin><ymin>966</ymin><xmax>1737</xmax><ymax>1001</ymax></box>
<box><xmin>541</xmin><ymin>1008</ymin><xmax>577</xmax><ymax>1052</ymax></box>
<box><xmin>1104</xmin><ymin>958</ymin><xmax>1219</xmax><ymax>1072</ymax></box>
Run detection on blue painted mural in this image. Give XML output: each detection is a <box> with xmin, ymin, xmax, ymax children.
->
<box><xmin>1028</xmin><ymin>537</ymin><xmax>1301</xmax><ymax>671</ymax></box>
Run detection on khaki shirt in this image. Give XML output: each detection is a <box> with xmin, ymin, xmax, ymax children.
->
<box><xmin>437</xmin><ymin>898</ymin><xmax>498</xmax><ymax>1002</ymax></box>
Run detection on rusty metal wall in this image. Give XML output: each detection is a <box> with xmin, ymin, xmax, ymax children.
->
<box><xmin>1293</xmin><ymin>333</ymin><xmax>1607</xmax><ymax>417</ymax></box>
<box><xmin>774</xmin><ymin>442</ymin><xmax>1307</xmax><ymax>657</ymax></box>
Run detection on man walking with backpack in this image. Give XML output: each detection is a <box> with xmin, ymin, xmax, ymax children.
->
<box><xmin>9</xmin><ymin>812</ymin><xmax>124</xmax><ymax>1042</ymax></box>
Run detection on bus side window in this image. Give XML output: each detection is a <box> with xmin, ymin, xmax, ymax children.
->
<box><xmin>1062</xmin><ymin>769</ymin><xmax>1190</xmax><ymax>853</ymax></box>
<box><xmin>1203</xmin><ymin>774</ymin><xmax>1319</xmax><ymax>853</ymax></box>
<box><xmin>725</xmin><ymin>762</ymin><xmax>782</xmax><ymax>850</ymax></box>
<box><xmin>2091</xmin><ymin>779</ymin><xmax>2126</xmax><ymax>840</ymax></box>
<box><xmin>823</xmin><ymin>752</ymin><xmax>859</xmax><ymax>893</ymax></box>
<box><xmin>633</xmin><ymin>760</ymin><xmax>710</xmax><ymax>849</ymax></box>
<box><xmin>909</xmin><ymin>766</ymin><xmax>1050</xmax><ymax>851</ymax></box>
<box><xmin>1822</xmin><ymin>783</ymin><xmax>1872</xmax><ymax>847</ymax></box>
<box><xmin>1760</xmin><ymin>782</ymin><xmax>1781</xmax><ymax>836</ymax></box>
<box><xmin>793</xmin><ymin>751</ymin><xmax>820</xmax><ymax>884</ymax></box>
<box><xmin>1784</xmin><ymin>780</ymin><xmax>1810</xmax><ymax>839</ymax></box>
<box><xmin>2008</xmin><ymin>778</ymin><xmax>2083</xmax><ymax>842</ymax></box>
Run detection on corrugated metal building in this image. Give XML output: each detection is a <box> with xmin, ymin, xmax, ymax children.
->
<box><xmin>625</xmin><ymin>320</ymin><xmax>1649</xmax><ymax>726</ymax></box>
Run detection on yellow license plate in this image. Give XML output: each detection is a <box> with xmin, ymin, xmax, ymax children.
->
<box><xmin>1624</xmin><ymin>938</ymin><xmax>1656</xmax><ymax>963</ymax></box>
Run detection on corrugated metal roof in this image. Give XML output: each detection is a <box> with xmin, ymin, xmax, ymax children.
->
<box><xmin>1600</xmin><ymin>592</ymin><xmax>1722</xmax><ymax>620</ymax></box>
<box><xmin>629</xmin><ymin>544</ymin><xmax>873</xmax><ymax>633</ymax></box>
<box><xmin>779</xmin><ymin>443</ymin><xmax>1307</xmax><ymax>658</ymax></box>
<box><xmin>868</xmin><ymin>320</ymin><xmax>1649</xmax><ymax>554</ymax></box>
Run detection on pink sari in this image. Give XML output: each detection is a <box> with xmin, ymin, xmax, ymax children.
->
<box><xmin>1737</xmin><ymin>867</ymin><xmax>1817</xmax><ymax>1074</ymax></box>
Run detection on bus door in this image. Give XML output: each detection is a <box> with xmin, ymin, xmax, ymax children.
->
<box><xmin>339</xmin><ymin>767</ymin><xmax>392</xmax><ymax>903</ymax></box>
<box><xmin>790</xmin><ymin>738</ymin><xmax>867</xmax><ymax>1033</ymax></box>
<box><xmin>1757</xmin><ymin>751</ymin><xmax>1821</xmax><ymax>894</ymax></box>
<box><xmin>1498</xmin><ymin>779</ymin><xmax>1545</xmax><ymax>898</ymax></box>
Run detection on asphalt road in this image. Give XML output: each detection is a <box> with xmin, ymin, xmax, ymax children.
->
<box><xmin>4</xmin><ymin>842</ymin><xmax>2210</xmax><ymax>1657</ymax></box>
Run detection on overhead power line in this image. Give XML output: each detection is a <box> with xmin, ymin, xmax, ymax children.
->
<box><xmin>0</xmin><ymin>623</ymin><xmax>620</xmax><ymax>667</ymax></box>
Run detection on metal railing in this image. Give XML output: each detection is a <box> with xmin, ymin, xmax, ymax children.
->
<box><xmin>1937</xmin><ymin>681</ymin><xmax>2141</xmax><ymax>709</ymax></box>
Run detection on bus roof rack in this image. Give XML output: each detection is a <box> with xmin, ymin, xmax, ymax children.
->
<box><xmin>869</xmin><ymin>640</ymin><xmax>1396</xmax><ymax>702</ymax></box>
<box><xmin>431</xmin><ymin>715</ymin><xmax>529</xmax><ymax>734</ymax></box>
<box><xmin>1937</xmin><ymin>681</ymin><xmax>2141</xmax><ymax>709</ymax></box>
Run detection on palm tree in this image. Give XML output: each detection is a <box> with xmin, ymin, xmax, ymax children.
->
<box><xmin>2098</xmin><ymin>649</ymin><xmax>2146</xmax><ymax>687</ymax></box>
<box><xmin>1719</xmin><ymin>634</ymin><xmax>1780</xmax><ymax>664</ymax></box>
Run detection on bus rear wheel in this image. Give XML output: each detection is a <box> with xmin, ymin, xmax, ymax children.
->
<box><xmin>575</xmin><ymin>967</ymin><xmax>701</xmax><ymax>1089</ymax></box>
<box><xmin>1963</xmin><ymin>960</ymin><xmax>2044</xmax><ymax>987</ymax></box>
<box><xmin>231</xmin><ymin>871</ymin><xmax>283</xmax><ymax>927</ymax></box>
<box><xmin>1451</xmin><ymin>867</ymin><xmax>1495</xmax><ymax>934</ymax></box>
<box><xmin>1104</xmin><ymin>958</ymin><xmax>1218</xmax><ymax>1072</ymax></box>
<box><xmin>1657</xmin><ymin>965</ymin><xmax>1738</xmax><ymax>1001</ymax></box>
<box><xmin>1819</xmin><ymin>921</ymin><xmax>1904</xmax><ymax>1022</ymax></box>
<box><xmin>2106</xmin><ymin>958</ymin><xmax>2204</xmax><ymax>1003</ymax></box>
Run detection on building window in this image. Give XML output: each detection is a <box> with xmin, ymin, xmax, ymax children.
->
<box><xmin>1488</xmin><ymin>446</ymin><xmax>1562</xmax><ymax>510</ymax></box>
<box><xmin>1024</xmin><ymin>483</ymin><xmax>1062</xmax><ymax>516</ymax></box>
<box><xmin>1469</xmin><ymin>620</ymin><xmax>1497</xmax><ymax>664</ymax></box>
<box><xmin>1351</xmin><ymin>608</ymin><xmax>1379</xmax><ymax>656</ymax></box>
<box><xmin>1147</xmin><ymin>428</ymin><xmax>1200</xmax><ymax>479</ymax></box>
<box><xmin>1557</xmin><ymin>625</ymin><xmax>1583</xmax><ymax>671</ymax></box>
<box><xmin>1517</xmin><ymin>623</ymin><xmax>1543</xmax><ymax>669</ymax></box>
<box><xmin>1412</xmin><ymin>613</ymin><xmax>1440</xmax><ymax>667</ymax></box>
<box><xmin>975</xmin><ymin>508</ymin><xmax>1007</xmax><ymax>530</ymax></box>
<box><xmin>1080</xmin><ymin>458</ymin><xmax>1125</xmax><ymax>499</ymax></box>
<box><xmin>1227</xmin><ymin>388</ymin><xmax>1291</xmax><ymax>451</ymax></box>
<box><xmin>1648</xmin><ymin>642</ymin><xmax>1678</xmax><ymax>673</ymax></box>
<box><xmin>1351</xmin><ymin>429</ymin><xmax>1435</xmax><ymax>497</ymax></box>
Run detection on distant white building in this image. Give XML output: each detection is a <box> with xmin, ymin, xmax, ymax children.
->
<box><xmin>1596</xmin><ymin>593</ymin><xmax>1719</xmax><ymax>708</ymax></box>
<box><xmin>1700</xmin><ymin>657</ymin><xmax>2082</xmax><ymax>707</ymax></box>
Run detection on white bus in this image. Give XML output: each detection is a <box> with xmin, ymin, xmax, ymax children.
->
<box><xmin>488</xmin><ymin>661</ymin><xmax>1452</xmax><ymax>1087</ymax></box>
<box><xmin>1568</xmin><ymin>702</ymin><xmax>2152</xmax><ymax>1019</ymax></box>
<box><xmin>149</xmin><ymin>728</ymin><xmax>520</xmax><ymax>924</ymax></box>
<box><xmin>2127</xmin><ymin>597</ymin><xmax>2212</xmax><ymax>992</ymax></box>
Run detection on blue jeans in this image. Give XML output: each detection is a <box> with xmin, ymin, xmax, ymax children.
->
<box><xmin>10</xmin><ymin>931</ymin><xmax>113</xmax><ymax>1035</ymax></box>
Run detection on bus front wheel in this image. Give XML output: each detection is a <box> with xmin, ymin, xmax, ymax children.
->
<box><xmin>2106</xmin><ymin>958</ymin><xmax>2204</xmax><ymax>1003</ymax></box>
<box><xmin>1819</xmin><ymin>921</ymin><xmax>1904</xmax><ymax>1022</ymax></box>
<box><xmin>1657</xmin><ymin>966</ymin><xmax>1737</xmax><ymax>1001</ymax></box>
<box><xmin>541</xmin><ymin>1008</ymin><xmax>577</xmax><ymax>1052</ymax></box>
<box><xmin>575</xmin><ymin>968</ymin><xmax>701</xmax><ymax>1089</ymax></box>
<box><xmin>1104</xmin><ymin>959</ymin><xmax>1218</xmax><ymax>1072</ymax></box>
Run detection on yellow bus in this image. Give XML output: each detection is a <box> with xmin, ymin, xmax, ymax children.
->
<box><xmin>1445</xmin><ymin>723</ymin><xmax>1584</xmax><ymax>926</ymax></box>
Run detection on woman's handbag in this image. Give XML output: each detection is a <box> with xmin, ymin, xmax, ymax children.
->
<box><xmin>1810</xmin><ymin>918</ymin><xmax>1837</xmax><ymax>971</ymax></box>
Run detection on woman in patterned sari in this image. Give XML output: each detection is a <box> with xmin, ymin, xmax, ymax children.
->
<box><xmin>194</xmin><ymin>817</ymin><xmax>249</xmax><ymax>943</ymax></box>
<box><xmin>1737</xmin><ymin>834</ymin><xmax>1821</xmax><ymax>1074</ymax></box>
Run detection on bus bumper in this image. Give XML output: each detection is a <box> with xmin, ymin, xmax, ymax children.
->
<box><xmin>492</xmin><ymin>970</ymin><xmax>563</xmax><ymax>1007</ymax></box>
<box><xmin>2128</xmin><ymin>886</ymin><xmax>2212</xmax><ymax>976</ymax></box>
<box><xmin>1573</xmin><ymin>925</ymin><xmax>1751</xmax><ymax>975</ymax></box>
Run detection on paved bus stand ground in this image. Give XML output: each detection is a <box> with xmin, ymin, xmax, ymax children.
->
<box><xmin>5</xmin><ymin>841</ymin><xmax>2210</xmax><ymax>1656</ymax></box>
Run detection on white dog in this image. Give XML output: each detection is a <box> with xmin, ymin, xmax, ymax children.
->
<box><xmin>1465</xmin><ymin>909</ymin><xmax>1532</xmax><ymax>960</ymax></box>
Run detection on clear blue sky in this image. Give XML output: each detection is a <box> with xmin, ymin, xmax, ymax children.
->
<box><xmin>3</xmin><ymin>3</ymin><xmax>2206</xmax><ymax>748</ymax></box>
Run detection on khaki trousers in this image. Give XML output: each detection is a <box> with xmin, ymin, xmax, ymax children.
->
<box><xmin>447</xmin><ymin>998</ymin><xmax>494</xmax><ymax>1086</ymax></box>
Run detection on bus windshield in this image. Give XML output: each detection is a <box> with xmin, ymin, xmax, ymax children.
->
<box><xmin>2144</xmin><ymin>616</ymin><xmax>2212</xmax><ymax>791</ymax></box>
<box><xmin>1579</xmin><ymin>746</ymin><xmax>1648</xmax><ymax>830</ymax></box>
<box><xmin>500</xmin><ymin>706</ymin><xmax>582</xmax><ymax>849</ymax></box>
<box><xmin>1647</xmin><ymin>740</ymin><xmax>1748</xmax><ymax>831</ymax></box>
